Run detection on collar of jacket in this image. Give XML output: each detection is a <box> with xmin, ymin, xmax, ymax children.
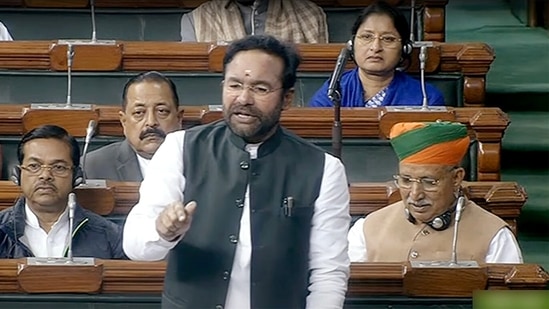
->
<box><xmin>5</xmin><ymin>197</ymin><xmax>89</xmax><ymax>241</ymax></box>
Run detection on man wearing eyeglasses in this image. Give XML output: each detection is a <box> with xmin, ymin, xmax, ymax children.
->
<box><xmin>123</xmin><ymin>35</ymin><xmax>350</xmax><ymax>309</ymax></box>
<box><xmin>0</xmin><ymin>125</ymin><xmax>126</xmax><ymax>259</ymax></box>
<box><xmin>348</xmin><ymin>121</ymin><xmax>523</xmax><ymax>264</ymax></box>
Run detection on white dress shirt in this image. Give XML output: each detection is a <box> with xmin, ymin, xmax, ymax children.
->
<box><xmin>0</xmin><ymin>21</ymin><xmax>13</xmax><ymax>41</ymax></box>
<box><xmin>123</xmin><ymin>130</ymin><xmax>351</xmax><ymax>309</ymax></box>
<box><xmin>19</xmin><ymin>203</ymin><xmax>70</xmax><ymax>257</ymax></box>
<box><xmin>136</xmin><ymin>153</ymin><xmax>151</xmax><ymax>179</ymax></box>
<box><xmin>348</xmin><ymin>217</ymin><xmax>524</xmax><ymax>263</ymax></box>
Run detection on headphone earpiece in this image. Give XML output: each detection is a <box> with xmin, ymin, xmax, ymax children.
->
<box><xmin>402</xmin><ymin>40</ymin><xmax>413</xmax><ymax>56</ymax></box>
<box><xmin>348</xmin><ymin>37</ymin><xmax>355</xmax><ymax>62</ymax></box>
<box><xmin>10</xmin><ymin>166</ymin><xmax>21</xmax><ymax>186</ymax></box>
<box><xmin>72</xmin><ymin>166</ymin><xmax>84</xmax><ymax>188</ymax></box>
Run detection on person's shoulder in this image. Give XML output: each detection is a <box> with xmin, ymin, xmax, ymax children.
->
<box><xmin>87</xmin><ymin>140</ymin><xmax>125</xmax><ymax>159</ymax></box>
<box><xmin>468</xmin><ymin>200</ymin><xmax>507</xmax><ymax>225</ymax></box>
<box><xmin>79</xmin><ymin>207</ymin><xmax>121</xmax><ymax>232</ymax></box>
<box><xmin>0</xmin><ymin>206</ymin><xmax>14</xmax><ymax>225</ymax></box>
<box><xmin>365</xmin><ymin>200</ymin><xmax>403</xmax><ymax>222</ymax></box>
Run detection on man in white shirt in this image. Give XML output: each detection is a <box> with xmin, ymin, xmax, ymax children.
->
<box><xmin>348</xmin><ymin>121</ymin><xmax>523</xmax><ymax>264</ymax></box>
<box><xmin>84</xmin><ymin>71</ymin><xmax>182</xmax><ymax>181</ymax></box>
<box><xmin>123</xmin><ymin>35</ymin><xmax>350</xmax><ymax>309</ymax></box>
<box><xmin>0</xmin><ymin>21</ymin><xmax>13</xmax><ymax>41</ymax></box>
<box><xmin>0</xmin><ymin>125</ymin><xmax>125</xmax><ymax>259</ymax></box>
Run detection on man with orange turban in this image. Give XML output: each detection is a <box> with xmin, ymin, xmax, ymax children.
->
<box><xmin>348</xmin><ymin>121</ymin><xmax>523</xmax><ymax>263</ymax></box>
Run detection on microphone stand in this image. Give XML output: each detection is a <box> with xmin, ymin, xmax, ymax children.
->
<box><xmin>26</xmin><ymin>193</ymin><xmax>95</xmax><ymax>266</ymax></box>
<box><xmin>329</xmin><ymin>88</ymin><xmax>342</xmax><ymax>160</ymax></box>
<box><xmin>327</xmin><ymin>45</ymin><xmax>349</xmax><ymax>160</ymax></box>
<box><xmin>30</xmin><ymin>0</ymin><xmax>115</xmax><ymax>110</ymax></box>
<box><xmin>78</xmin><ymin>120</ymin><xmax>107</xmax><ymax>189</ymax></box>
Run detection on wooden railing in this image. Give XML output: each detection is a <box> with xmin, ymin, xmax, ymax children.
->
<box><xmin>0</xmin><ymin>41</ymin><xmax>494</xmax><ymax>107</ymax></box>
<box><xmin>0</xmin><ymin>259</ymin><xmax>545</xmax><ymax>296</ymax></box>
<box><xmin>0</xmin><ymin>180</ymin><xmax>527</xmax><ymax>234</ymax></box>
<box><xmin>0</xmin><ymin>105</ymin><xmax>509</xmax><ymax>181</ymax></box>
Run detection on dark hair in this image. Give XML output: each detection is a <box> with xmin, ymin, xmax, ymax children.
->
<box><xmin>351</xmin><ymin>1</ymin><xmax>411</xmax><ymax>62</ymax></box>
<box><xmin>121</xmin><ymin>71</ymin><xmax>180</xmax><ymax>110</ymax></box>
<box><xmin>222</xmin><ymin>35</ymin><xmax>301</xmax><ymax>91</ymax></box>
<box><xmin>17</xmin><ymin>125</ymin><xmax>81</xmax><ymax>168</ymax></box>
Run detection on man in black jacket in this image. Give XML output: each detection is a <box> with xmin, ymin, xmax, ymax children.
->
<box><xmin>0</xmin><ymin>125</ymin><xmax>126</xmax><ymax>259</ymax></box>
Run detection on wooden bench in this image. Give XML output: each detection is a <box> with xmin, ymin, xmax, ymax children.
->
<box><xmin>0</xmin><ymin>41</ymin><xmax>493</xmax><ymax>107</ymax></box>
<box><xmin>0</xmin><ymin>105</ymin><xmax>508</xmax><ymax>181</ymax></box>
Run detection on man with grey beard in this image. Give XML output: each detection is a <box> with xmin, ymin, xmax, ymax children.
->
<box><xmin>123</xmin><ymin>35</ymin><xmax>350</xmax><ymax>309</ymax></box>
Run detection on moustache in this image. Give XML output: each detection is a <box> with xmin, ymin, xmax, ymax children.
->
<box><xmin>230</xmin><ymin>105</ymin><xmax>262</xmax><ymax>118</ymax></box>
<box><xmin>139</xmin><ymin>128</ymin><xmax>166</xmax><ymax>140</ymax></box>
<box><xmin>406</xmin><ymin>198</ymin><xmax>430</xmax><ymax>207</ymax></box>
<box><xmin>34</xmin><ymin>182</ymin><xmax>57</xmax><ymax>191</ymax></box>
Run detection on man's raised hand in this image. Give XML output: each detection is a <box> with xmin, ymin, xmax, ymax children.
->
<box><xmin>156</xmin><ymin>201</ymin><xmax>197</xmax><ymax>242</ymax></box>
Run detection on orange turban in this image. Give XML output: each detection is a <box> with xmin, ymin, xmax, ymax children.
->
<box><xmin>389</xmin><ymin>121</ymin><xmax>470</xmax><ymax>165</ymax></box>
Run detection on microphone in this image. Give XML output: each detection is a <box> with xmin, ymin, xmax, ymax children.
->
<box><xmin>80</xmin><ymin>120</ymin><xmax>96</xmax><ymax>185</ymax></box>
<box><xmin>450</xmin><ymin>196</ymin><xmax>465</xmax><ymax>265</ymax></box>
<box><xmin>327</xmin><ymin>41</ymin><xmax>351</xmax><ymax>160</ymax></box>
<box><xmin>327</xmin><ymin>42</ymin><xmax>351</xmax><ymax>103</ymax></box>
<box><xmin>409</xmin><ymin>0</ymin><xmax>416</xmax><ymax>42</ymax></box>
<box><xmin>77</xmin><ymin>120</ymin><xmax>106</xmax><ymax>189</ymax></box>
<box><xmin>66</xmin><ymin>43</ymin><xmax>75</xmax><ymax>107</ymax></box>
<box><xmin>91</xmin><ymin>0</ymin><xmax>98</xmax><ymax>43</ymax></box>
<box><xmin>419</xmin><ymin>45</ymin><xmax>428</xmax><ymax>108</ymax></box>
<box><xmin>67</xmin><ymin>192</ymin><xmax>76</xmax><ymax>262</ymax></box>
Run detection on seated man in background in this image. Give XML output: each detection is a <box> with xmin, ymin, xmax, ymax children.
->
<box><xmin>0</xmin><ymin>125</ymin><xmax>126</xmax><ymax>259</ymax></box>
<box><xmin>180</xmin><ymin>0</ymin><xmax>328</xmax><ymax>43</ymax></box>
<box><xmin>309</xmin><ymin>0</ymin><xmax>444</xmax><ymax>107</ymax></box>
<box><xmin>0</xmin><ymin>21</ymin><xmax>13</xmax><ymax>41</ymax></box>
<box><xmin>85</xmin><ymin>71</ymin><xmax>182</xmax><ymax>181</ymax></box>
<box><xmin>348</xmin><ymin>121</ymin><xmax>523</xmax><ymax>263</ymax></box>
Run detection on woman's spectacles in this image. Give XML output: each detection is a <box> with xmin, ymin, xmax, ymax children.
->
<box><xmin>355</xmin><ymin>33</ymin><xmax>402</xmax><ymax>48</ymax></box>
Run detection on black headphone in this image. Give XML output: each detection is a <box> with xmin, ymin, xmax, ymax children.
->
<box><xmin>405</xmin><ymin>196</ymin><xmax>465</xmax><ymax>231</ymax></box>
<box><xmin>11</xmin><ymin>165</ymin><xmax>84</xmax><ymax>188</ymax></box>
<box><xmin>348</xmin><ymin>35</ymin><xmax>413</xmax><ymax>64</ymax></box>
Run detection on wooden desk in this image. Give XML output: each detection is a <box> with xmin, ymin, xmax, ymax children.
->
<box><xmin>0</xmin><ymin>259</ymin><xmax>545</xmax><ymax>309</ymax></box>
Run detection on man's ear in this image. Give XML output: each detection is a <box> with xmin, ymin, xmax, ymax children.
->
<box><xmin>119</xmin><ymin>110</ymin><xmax>127</xmax><ymax>128</ymax></box>
<box><xmin>282</xmin><ymin>88</ymin><xmax>295</xmax><ymax>110</ymax></box>
<box><xmin>453</xmin><ymin>167</ymin><xmax>466</xmax><ymax>187</ymax></box>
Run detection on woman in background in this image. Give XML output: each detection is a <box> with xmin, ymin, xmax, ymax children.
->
<box><xmin>309</xmin><ymin>0</ymin><xmax>444</xmax><ymax>108</ymax></box>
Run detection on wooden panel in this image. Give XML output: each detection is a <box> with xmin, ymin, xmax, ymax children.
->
<box><xmin>0</xmin><ymin>0</ymin><xmax>23</xmax><ymax>6</ymax></box>
<box><xmin>0</xmin><ymin>259</ymin><xmax>546</xmax><ymax>295</ymax></box>
<box><xmin>0</xmin><ymin>105</ymin><xmax>510</xmax><ymax>181</ymax></box>
<box><xmin>24</xmin><ymin>0</ymin><xmax>88</xmax><ymax>7</ymax></box>
<box><xmin>21</xmin><ymin>107</ymin><xmax>100</xmax><ymax>137</ymax></box>
<box><xmin>122</xmin><ymin>42</ymin><xmax>212</xmax><ymax>71</ymax></box>
<box><xmin>0</xmin><ymin>180</ymin><xmax>527</xmax><ymax>234</ymax></box>
<box><xmin>50</xmin><ymin>43</ymin><xmax>123</xmax><ymax>71</ymax></box>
